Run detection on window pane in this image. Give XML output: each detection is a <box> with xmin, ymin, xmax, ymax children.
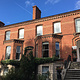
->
<box><xmin>43</xmin><ymin>44</ymin><xmax>48</xmax><ymax>49</ymax></box>
<box><xmin>42</xmin><ymin>66</ymin><xmax>49</xmax><ymax>73</ymax></box>
<box><xmin>16</xmin><ymin>46</ymin><xmax>20</xmax><ymax>53</ymax></box>
<box><xmin>16</xmin><ymin>53</ymin><xmax>20</xmax><ymax>59</ymax></box>
<box><xmin>43</xmin><ymin>50</ymin><xmax>49</xmax><ymax>57</ymax></box>
<box><xmin>6</xmin><ymin>31</ymin><xmax>10</xmax><ymax>40</ymax></box>
<box><xmin>56</xmin><ymin>50</ymin><xmax>59</xmax><ymax>57</ymax></box>
<box><xmin>37</xmin><ymin>26</ymin><xmax>43</xmax><ymax>36</ymax></box>
<box><xmin>54</xmin><ymin>22</ymin><xmax>61</xmax><ymax>33</ymax></box>
<box><xmin>5</xmin><ymin>46</ymin><xmax>11</xmax><ymax>59</ymax></box>
<box><xmin>55</xmin><ymin>42</ymin><xmax>59</xmax><ymax>50</ymax></box>
<box><xmin>42</xmin><ymin>66</ymin><xmax>49</xmax><ymax>76</ymax></box>
<box><xmin>42</xmin><ymin>42</ymin><xmax>49</xmax><ymax>57</ymax></box>
<box><xmin>55</xmin><ymin>42</ymin><xmax>60</xmax><ymax>58</ymax></box>
<box><xmin>75</xmin><ymin>18</ymin><xmax>80</xmax><ymax>32</ymax></box>
<box><xmin>19</xmin><ymin>29</ymin><xmax>24</xmax><ymax>39</ymax></box>
<box><xmin>16</xmin><ymin>46</ymin><xmax>20</xmax><ymax>59</ymax></box>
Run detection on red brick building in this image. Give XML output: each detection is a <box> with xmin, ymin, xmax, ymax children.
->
<box><xmin>0</xmin><ymin>5</ymin><xmax>80</xmax><ymax>62</ymax></box>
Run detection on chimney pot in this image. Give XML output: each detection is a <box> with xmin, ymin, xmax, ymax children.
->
<box><xmin>0</xmin><ymin>21</ymin><xmax>5</xmax><ymax>27</ymax></box>
<box><xmin>33</xmin><ymin>5</ymin><xmax>41</xmax><ymax>19</ymax></box>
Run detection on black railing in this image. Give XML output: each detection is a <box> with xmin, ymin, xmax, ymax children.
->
<box><xmin>64</xmin><ymin>55</ymin><xmax>71</xmax><ymax>69</ymax></box>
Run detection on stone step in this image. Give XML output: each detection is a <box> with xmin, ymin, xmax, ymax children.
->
<box><xmin>64</xmin><ymin>62</ymin><xmax>80</xmax><ymax>80</ymax></box>
<box><xmin>66</xmin><ymin>74</ymin><xmax>80</xmax><ymax>77</ymax></box>
<box><xmin>65</xmin><ymin>77</ymin><xmax>80</xmax><ymax>79</ymax></box>
<box><xmin>65</xmin><ymin>79</ymin><xmax>80</xmax><ymax>80</ymax></box>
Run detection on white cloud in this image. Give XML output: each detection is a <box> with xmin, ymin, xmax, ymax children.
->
<box><xmin>75</xmin><ymin>0</ymin><xmax>80</xmax><ymax>9</ymax></box>
<box><xmin>25</xmin><ymin>1</ymin><xmax>35</xmax><ymax>7</ymax></box>
<box><xmin>45</xmin><ymin>0</ymin><xmax>60</xmax><ymax>5</ymax></box>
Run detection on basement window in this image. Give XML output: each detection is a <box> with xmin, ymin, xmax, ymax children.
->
<box><xmin>37</xmin><ymin>25</ymin><xmax>43</xmax><ymax>36</ymax></box>
<box><xmin>5</xmin><ymin>31</ymin><xmax>10</xmax><ymax>40</ymax></box>
<box><xmin>16</xmin><ymin>46</ymin><xmax>21</xmax><ymax>59</ymax></box>
<box><xmin>5</xmin><ymin>46</ymin><xmax>11</xmax><ymax>59</ymax></box>
<box><xmin>42</xmin><ymin>42</ymin><xmax>49</xmax><ymax>57</ymax></box>
<box><xmin>42</xmin><ymin>66</ymin><xmax>49</xmax><ymax>76</ymax></box>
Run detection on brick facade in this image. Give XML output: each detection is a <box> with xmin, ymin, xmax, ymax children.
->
<box><xmin>0</xmin><ymin>6</ymin><xmax>80</xmax><ymax>61</ymax></box>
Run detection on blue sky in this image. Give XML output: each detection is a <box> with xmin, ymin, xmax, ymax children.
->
<box><xmin>0</xmin><ymin>0</ymin><xmax>80</xmax><ymax>25</ymax></box>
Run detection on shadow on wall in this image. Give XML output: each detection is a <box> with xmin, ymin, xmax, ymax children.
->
<box><xmin>25</xmin><ymin>37</ymin><xmax>34</xmax><ymax>47</ymax></box>
<box><xmin>62</xmin><ymin>45</ymin><xmax>72</xmax><ymax>61</ymax></box>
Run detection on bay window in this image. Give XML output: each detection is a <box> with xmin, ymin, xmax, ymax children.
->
<box><xmin>5</xmin><ymin>46</ymin><xmax>11</xmax><ymax>59</ymax></box>
<box><xmin>42</xmin><ymin>42</ymin><xmax>49</xmax><ymax>57</ymax></box>
<box><xmin>16</xmin><ymin>46</ymin><xmax>21</xmax><ymax>59</ymax></box>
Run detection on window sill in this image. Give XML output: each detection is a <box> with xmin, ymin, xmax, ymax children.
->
<box><xmin>15</xmin><ymin>59</ymin><xmax>20</xmax><ymax>61</ymax></box>
<box><xmin>18</xmin><ymin>38</ymin><xmax>24</xmax><ymax>39</ymax></box>
<box><xmin>53</xmin><ymin>32</ymin><xmax>62</xmax><ymax>34</ymax></box>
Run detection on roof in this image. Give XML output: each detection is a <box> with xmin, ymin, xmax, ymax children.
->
<box><xmin>0</xmin><ymin>9</ymin><xmax>80</xmax><ymax>29</ymax></box>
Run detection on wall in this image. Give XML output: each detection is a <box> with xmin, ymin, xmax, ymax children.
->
<box><xmin>0</xmin><ymin>10</ymin><xmax>80</xmax><ymax>61</ymax></box>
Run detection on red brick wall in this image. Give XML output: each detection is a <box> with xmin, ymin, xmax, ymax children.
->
<box><xmin>0</xmin><ymin>10</ymin><xmax>80</xmax><ymax>61</ymax></box>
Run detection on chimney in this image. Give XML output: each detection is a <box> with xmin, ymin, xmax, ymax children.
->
<box><xmin>0</xmin><ymin>21</ymin><xmax>5</xmax><ymax>27</ymax></box>
<box><xmin>33</xmin><ymin>5</ymin><xmax>41</xmax><ymax>20</ymax></box>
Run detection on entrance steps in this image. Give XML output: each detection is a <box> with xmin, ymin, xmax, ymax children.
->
<box><xmin>64</xmin><ymin>62</ymin><xmax>80</xmax><ymax>80</ymax></box>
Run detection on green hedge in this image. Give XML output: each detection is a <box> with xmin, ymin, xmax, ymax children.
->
<box><xmin>1</xmin><ymin>59</ymin><xmax>20</xmax><ymax>66</ymax></box>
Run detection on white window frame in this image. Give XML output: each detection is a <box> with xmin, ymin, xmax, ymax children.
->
<box><xmin>5</xmin><ymin>46</ymin><xmax>11</xmax><ymax>59</ymax></box>
<box><xmin>16</xmin><ymin>46</ymin><xmax>21</xmax><ymax>60</ymax></box>
<box><xmin>42</xmin><ymin>42</ymin><xmax>49</xmax><ymax>57</ymax></box>
<box><xmin>54</xmin><ymin>22</ymin><xmax>61</xmax><ymax>33</ymax></box>
<box><xmin>42</xmin><ymin>66</ymin><xmax>49</xmax><ymax>76</ymax></box>
<box><xmin>37</xmin><ymin>25</ymin><xmax>43</xmax><ymax>36</ymax></box>
<box><xmin>19</xmin><ymin>29</ymin><xmax>24</xmax><ymax>39</ymax></box>
<box><xmin>5</xmin><ymin>31</ymin><xmax>10</xmax><ymax>40</ymax></box>
<box><xmin>75</xmin><ymin>18</ymin><xmax>80</xmax><ymax>33</ymax></box>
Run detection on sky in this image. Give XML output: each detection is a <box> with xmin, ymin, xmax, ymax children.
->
<box><xmin>0</xmin><ymin>0</ymin><xmax>80</xmax><ymax>25</ymax></box>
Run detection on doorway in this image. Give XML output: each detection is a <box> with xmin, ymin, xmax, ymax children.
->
<box><xmin>77</xmin><ymin>40</ymin><xmax>80</xmax><ymax>61</ymax></box>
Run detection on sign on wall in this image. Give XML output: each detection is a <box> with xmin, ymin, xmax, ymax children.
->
<box><xmin>72</xmin><ymin>46</ymin><xmax>77</xmax><ymax>49</ymax></box>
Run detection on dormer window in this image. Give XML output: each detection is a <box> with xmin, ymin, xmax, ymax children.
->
<box><xmin>37</xmin><ymin>25</ymin><xmax>43</xmax><ymax>36</ymax></box>
<box><xmin>75</xmin><ymin>18</ymin><xmax>80</xmax><ymax>33</ymax></box>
